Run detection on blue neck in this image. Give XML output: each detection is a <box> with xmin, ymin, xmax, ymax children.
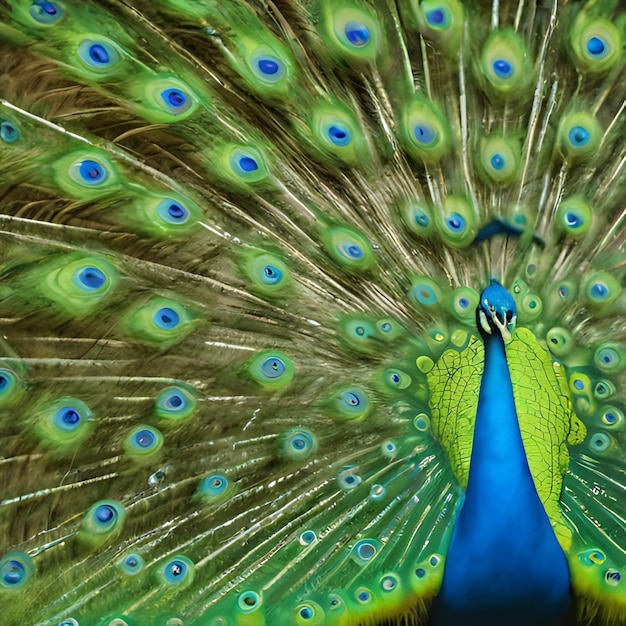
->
<box><xmin>432</xmin><ymin>333</ymin><xmax>571</xmax><ymax>626</ymax></box>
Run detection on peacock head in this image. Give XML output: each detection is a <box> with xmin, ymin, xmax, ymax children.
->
<box><xmin>477</xmin><ymin>281</ymin><xmax>517</xmax><ymax>341</ymax></box>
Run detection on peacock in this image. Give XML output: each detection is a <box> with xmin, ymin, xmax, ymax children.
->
<box><xmin>0</xmin><ymin>0</ymin><xmax>624</xmax><ymax>624</ymax></box>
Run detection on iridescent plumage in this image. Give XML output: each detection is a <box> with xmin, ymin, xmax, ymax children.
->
<box><xmin>0</xmin><ymin>0</ymin><xmax>624</xmax><ymax>625</ymax></box>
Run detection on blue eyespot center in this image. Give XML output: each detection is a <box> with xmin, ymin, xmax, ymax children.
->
<box><xmin>414</xmin><ymin>125</ymin><xmax>436</xmax><ymax>145</ymax></box>
<box><xmin>261</xmin><ymin>357</ymin><xmax>286</xmax><ymax>378</ymax></box>
<box><xmin>0</xmin><ymin>376</ymin><xmax>7</xmax><ymax>392</ymax></box>
<box><xmin>490</xmin><ymin>153</ymin><xmax>505</xmax><ymax>170</ymax></box>
<box><xmin>169</xmin><ymin>394</ymin><xmax>183</xmax><ymax>408</ymax></box>
<box><xmin>493</xmin><ymin>59</ymin><xmax>513</xmax><ymax>78</ymax></box>
<box><xmin>0</xmin><ymin>121</ymin><xmax>18</xmax><ymax>143</ymax></box>
<box><xmin>30</xmin><ymin>1</ymin><xmax>64</xmax><ymax>23</ymax></box>
<box><xmin>414</xmin><ymin>211</ymin><xmax>429</xmax><ymax>226</ymax></box>
<box><xmin>239</xmin><ymin>156</ymin><xmax>259</xmax><ymax>172</ymax></box>
<box><xmin>258</xmin><ymin>59</ymin><xmax>279</xmax><ymax>75</ymax></box>
<box><xmin>201</xmin><ymin>474</ymin><xmax>228</xmax><ymax>497</ymax></box>
<box><xmin>358</xmin><ymin>591</ymin><xmax>370</xmax><ymax>602</ymax></box>
<box><xmin>60</xmin><ymin>408</ymin><xmax>79</xmax><ymax>425</ymax></box>
<box><xmin>76</xmin><ymin>266</ymin><xmax>106</xmax><ymax>290</ymax></box>
<box><xmin>165</xmin><ymin>559</ymin><xmax>187</xmax><ymax>582</ymax></box>
<box><xmin>568</xmin><ymin>126</ymin><xmax>590</xmax><ymax>146</ymax></box>
<box><xmin>156</xmin><ymin>199</ymin><xmax>190</xmax><ymax>225</ymax></box>
<box><xmin>167</xmin><ymin>90</ymin><xmax>185</xmax><ymax>107</ymax></box>
<box><xmin>573</xmin><ymin>379</ymin><xmax>585</xmax><ymax>390</ymax></box>
<box><xmin>591</xmin><ymin>283</ymin><xmax>608</xmax><ymax>299</ymax></box>
<box><xmin>79</xmin><ymin>159</ymin><xmax>107</xmax><ymax>183</ymax></box>
<box><xmin>95</xmin><ymin>504</ymin><xmax>115</xmax><ymax>524</ymax></box>
<box><xmin>426</xmin><ymin>9</ymin><xmax>445</xmax><ymax>25</ymax></box>
<box><xmin>2</xmin><ymin>560</ymin><xmax>25</xmax><ymax>585</ymax></box>
<box><xmin>168</xmin><ymin>204</ymin><xmax>185</xmax><ymax>219</ymax></box>
<box><xmin>344</xmin><ymin>392</ymin><xmax>360</xmax><ymax>406</ymax></box>
<box><xmin>446</xmin><ymin>212</ymin><xmax>466</xmax><ymax>232</ymax></box>
<box><xmin>89</xmin><ymin>44</ymin><xmax>109</xmax><ymax>64</ymax></box>
<box><xmin>300</xmin><ymin>607</ymin><xmax>313</xmax><ymax>619</ymax></box>
<box><xmin>133</xmin><ymin>429</ymin><xmax>156</xmax><ymax>448</ymax></box>
<box><xmin>565</xmin><ymin>212</ymin><xmax>581</xmax><ymax>226</ymax></box>
<box><xmin>458</xmin><ymin>297</ymin><xmax>469</xmax><ymax>308</ymax></box>
<box><xmin>38</xmin><ymin>1</ymin><xmax>57</xmax><ymax>14</ymax></box>
<box><xmin>587</xmin><ymin>36</ymin><xmax>606</xmax><ymax>57</ymax></box>
<box><xmin>300</xmin><ymin>530</ymin><xmax>315</xmax><ymax>544</ymax></box>
<box><xmin>328</xmin><ymin>125</ymin><xmax>352</xmax><ymax>146</ymax></box>
<box><xmin>344</xmin><ymin>21</ymin><xmax>370</xmax><ymax>47</ymax></box>
<box><xmin>292</xmin><ymin>436</ymin><xmax>306</xmax><ymax>450</ymax></box>
<box><xmin>160</xmin><ymin>88</ymin><xmax>192</xmax><ymax>115</ymax></box>
<box><xmin>154</xmin><ymin>307</ymin><xmax>180</xmax><ymax>330</ymax></box>
<box><xmin>340</xmin><ymin>243</ymin><xmax>363</xmax><ymax>259</ymax></box>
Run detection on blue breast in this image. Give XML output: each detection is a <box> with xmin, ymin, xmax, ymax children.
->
<box><xmin>431</xmin><ymin>331</ymin><xmax>571</xmax><ymax>626</ymax></box>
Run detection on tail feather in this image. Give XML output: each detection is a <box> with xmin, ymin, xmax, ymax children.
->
<box><xmin>0</xmin><ymin>0</ymin><xmax>624</xmax><ymax>624</ymax></box>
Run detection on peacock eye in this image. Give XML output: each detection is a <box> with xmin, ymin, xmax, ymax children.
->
<box><xmin>74</xmin><ymin>159</ymin><xmax>108</xmax><ymax>186</ymax></box>
<box><xmin>479</xmin><ymin>30</ymin><xmax>528</xmax><ymax>93</ymax></box>
<box><xmin>352</xmin><ymin>539</ymin><xmax>380</xmax><ymax>564</ymax></box>
<box><xmin>327</xmin><ymin>124</ymin><xmax>352</xmax><ymax>146</ymax></box>
<box><xmin>141</xmin><ymin>76</ymin><xmax>199</xmax><ymax>123</ymax></box>
<box><xmin>558</xmin><ymin>111</ymin><xmax>602</xmax><ymax>157</ymax></box>
<box><xmin>125</xmin><ymin>425</ymin><xmax>163</xmax><ymax>457</ymax></box>
<box><xmin>237</xmin><ymin>590</ymin><xmax>262</xmax><ymax>612</ymax></box>
<box><xmin>157</xmin><ymin>555</ymin><xmax>195</xmax><ymax>587</ymax></box>
<box><xmin>298</xmin><ymin>530</ymin><xmax>317</xmax><ymax>546</ymax></box>
<box><xmin>228</xmin><ymin>147</ymin><xmax>269</xmax><ymax>183</ymax></box>
<box><xmin>413</xmin><ymin>124</ymin><xmax>437</xmax><ymax>145</ymax></box>
<box><xmin>356</xmin><ymin>588</ymin><xmax>371</xmax><ymax>603</ymax></box>
<box><xmin>77</xmin><ymin>38</ymin><xmax>121</xmax><ymax>72</ymax></box>
<box><xmin>0</xmin><ymin>368</ymin><xmax>19</xmax><ymax>403</ymax></box>
<box><xmin>338</xmin><ymin>467</ymin><xmax>361</xmax><ymax>490</ymax></box>
<box><xmin>155</xmin><ymin>385</ymin><xmax>197</xmax><ymax>420</ymax></box>
<box><xmin>325</xmin><ymin>225</ymin><xmax>375</xmax><ymax>271</ymax></box>
<box><xmin>249</xmin><ymin>49</ymin><xmax>287</xmax><ymax>84</ymax></box>
<box><xmin>411</xmin><ymin>276</ymin><xmax>442</xmax><ymax>306</ymax></box>
<box><xmin>326</xmin><ymin>5</ymin><xmax>379</xmax><ymax>61</ymax></box>
<box><xmin>570</xmin><ymin>15</ymin><xmax>621</xmax><ymax>73</ymax></box>
<box><xmin>156</xmin><ymin>199</ymin><xmax>190</xmax><ymax>224</ymax></box>
<box><xmin>154</xmin><ymin>307</ymin><xmax>180</xmax><ymax>330</ymax></box>
<box><xmin>0</xmin><ymin>553</ymin><xmax>34</xmax><ymax>590</ymax></box>
<box><xmin>282</xmin><ymin>429</ymin><xmax>316</xmax><ymax>461</ymax></box>
<box><xmin>446</xmin><ymin>213</ymin><xmax>466</xmax><ymax>232</ymax></box>
<box><xmin>425</xmin><ymin>7</ymin><xmax>451</xmax><ymax>29</ymax></box>
<box><xmin>197</xmin><ymin>473</ymin><xmax>230</xmax><ymax>501</ymax></box>
<box><xmin>161</xmin><ymin>88</ymin><xmax>191</xmax><ymax>114</ymax></box>
<box><xmin>0</xmin><ymin>121</ymin><xmax>19</xmax><ymax>143</ymax></box>
<box><xmin>29</xmin><ymin>0</ymin><xmax>65</xmax><ymax>25</ymax></box>
<box><xmin>118</xmin><ymin>552</ymin><xmax>144</xmax><ymax>576</ymax></box>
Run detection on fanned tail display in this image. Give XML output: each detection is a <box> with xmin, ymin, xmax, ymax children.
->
<box><xmin>0</xmin><ymin>1</ymin><xmax>624</xmax><ymax>625</ymax></box>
